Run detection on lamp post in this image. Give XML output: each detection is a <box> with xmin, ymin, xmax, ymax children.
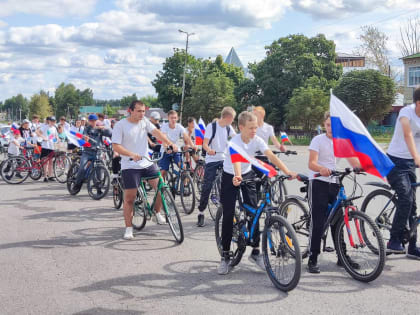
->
<box><xmin>178</xmin><ymin>29</ymin><xmax>194</xmax><ymax>123</ymax></box>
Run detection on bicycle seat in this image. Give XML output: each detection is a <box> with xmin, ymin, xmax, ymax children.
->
<box><xmin>365</xmin><ymin>181</ymin><xmax>391</xmax><ymax>190</ymax></box>
<box><xmin>297</xmin><ymin>174</ymin><xmax>308</xmax><ymax>183</ymax></box>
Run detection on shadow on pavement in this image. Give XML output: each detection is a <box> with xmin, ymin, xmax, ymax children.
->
<box><xmin>73</xmin><ymin>307</ymin><xmax>144</xmax><ymax>315</ymax></box>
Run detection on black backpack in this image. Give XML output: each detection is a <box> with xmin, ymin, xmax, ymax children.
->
<box><xmin>202</xmin><ymin>121</ymin><xmax>231</xmax><ymax>157</ymax></box>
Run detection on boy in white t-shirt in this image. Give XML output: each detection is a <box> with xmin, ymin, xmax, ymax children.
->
<box><xmin>8</xmin><ymin>130</ymin><xmax>23</xmax><ymax>156</ymax></box>
<box><xmin>218</xmin><ymin>111</ymin><xmax>297</xmax><ymax>275</ymax></box>
<box><xmin>253</xmin><ymin>106</ymin><xmax>286</xmax><ymax>152</ymax></box>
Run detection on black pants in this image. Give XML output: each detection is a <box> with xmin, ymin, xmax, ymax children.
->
<box><xmin>198</xmin><ymin>161</ymin><xmax>223</xmax><ymax>212</ymax></box>
<box><xmin>221</xmin><ymin>171</ymin><xmax>258</xmax><ymax>252</ymax></box>
<box><xmin>112</xmin><ymin>156</ymin><xmax>121</xmax><ymax>175</ymax></box>
<box><xmin>309</xmin><ymin>179</ymin><xmax>342</xmax><ymax>257</ymax></box>
<box><xmin>387</xmin><ymin>154</ymin><xmax>417</xmax><ymax>244</ymax></box>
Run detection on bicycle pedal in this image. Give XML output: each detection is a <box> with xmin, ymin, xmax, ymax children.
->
<box><xmin>324</xmin><ymin>246</ymin><xmax>335</xmax><ymax>252</ymax></box>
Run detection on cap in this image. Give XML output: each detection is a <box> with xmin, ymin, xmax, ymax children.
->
<box><xmin>81</xmin><ymin>117</ymin><xmax>87</xmax><ymax>121</ymax></box>
<box><xmin>46</xmin><ymin>116</ymin><xmax>51</xmax><ymax>121</ymax></box>
<box><xmin>150</xmin><ymin>111</ymin><xmax>161</xmax><ymax>120</ymax></box>
<box><xmin>50</xmin><ymin>116</ymin><xmax>56</xmax><ymax>121</ymax></box>
<box><xmin>23</xmin><ymin>119</ymin><xmax>30</xmax><ymax>124</ymax></box>
<box><xmin>13</xmin><ymin>129</ymin><xmax>20</xmax><ymax>135</ymax></box>
<box><xmin>88</xmin><ymin>114</ymin><xmax>98</xmax><ymax>121</ymax></box>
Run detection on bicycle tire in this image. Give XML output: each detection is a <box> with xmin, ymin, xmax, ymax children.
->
<box><xmin>360</xmin><ymin>189</ymin><xmax>395</xmax><ymax>246</ymax></box>
<box><xmin>132</xmin><ymin>191</ymin><xmax>147</xmax><ymax>230</ymax></box>
<box><xmin>262</xmin><ymin>214</ymin><xmax>302</xmax><ymax>291</ymax></box>
<box><xmin>162</xmin><ymin>186</ymin><xmax>184</xmax><ymax>243</ymax></box>
<box><xmin>53</xmin><ymin>153</ymin><xmax>71</xmax><ymax>183</ymax></box>
<box><xmin>113</xmin><ymin>181</ymin><xmax>123</xmax><ymax>209</ymax></box>
<box><xmin>87</xmin><ymin>164</ymin><xmax>110</xmax><ymax>200</ymax></box>
<box><xmin>335</xmin><ymin>210</ymin><xmax>385</xmax><ymax>282</ymax></box>
<box><xmin>66</xmin><ymin>162</ymin><xmax>82</xmax><ymax>195</ymax></box>
<box><xmin>208</xmin><ymin>176</ymin><xmax>221</xmax><ymax>221</ymax></box>
<box><xmin>214</xmin><ymin>206</ymin><xmax>246</xmax><ymax>267</ymax></box>
<box><xmin>0</xmin><ymin>156</ymin><xmax>30</xmax><ymax>184</ymax></box>
<box><xmin>193</xmin><ymin>162</ymin><xmax>205</xmax><ymax>201</ymax></box>
<box><xmin>29</xmin><ymin>162</ymin><xmax>43</xmax><ymax>180</ymax></box>
<box><xmin>280</xmin><ymin>198</ymin><xmax>310</xmax><ymax>259</ymax></box>
<box><xmin>271</xmin><ymin>179</ymin><xmax>288</xmax><ymax>206</ymax></box>
<box><xmin>180</xmin><ymin>172</ymin><xmax>196</xmax><ymax>214</ymax></box>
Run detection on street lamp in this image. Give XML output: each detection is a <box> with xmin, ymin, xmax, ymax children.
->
<box><xmin>178</xmin><ymin>29</ymin><xmax>195</xmax><ymax>123</ymax></box>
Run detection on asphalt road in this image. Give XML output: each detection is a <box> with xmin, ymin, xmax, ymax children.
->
<box><xmin>0</xmin><ymin>147</ymin><xmax>419</xmax><ymax>314</ymax></box>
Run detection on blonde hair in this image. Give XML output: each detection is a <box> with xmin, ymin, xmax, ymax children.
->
<box><xmin>324</xmin><ymin>111</ymin><xmax>330</xmax><ymax>121</ymax></box>
<box><xmin>221</xmin><ymin>106</ymin><xmax>236</xmax><ymax>118</ymax></box>
<box><xmin>253</xmin><ymin>106</ymin><xmax>265</xmax><ymax>115</ymax></box>
<box><xmin>238</xmin><ymin>111</ymin><xmax>257</xmax><ymax>126</ymax></box>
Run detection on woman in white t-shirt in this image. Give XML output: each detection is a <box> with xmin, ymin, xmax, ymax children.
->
<box><xmin>307</xmin><ymin>112</ymin><xmax>360</xmax><ymax>274</ymax></box>
<box><xmin>36</xmin><ymin>116</ymin><xmax>58</xmax><ymax>182</ymax></box>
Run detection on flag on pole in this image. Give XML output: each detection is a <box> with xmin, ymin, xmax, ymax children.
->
<box><xmin>65</xmin><ymin>130</ymin><xmax>91</xmax><ymax>148</ymax></box>
<box><xmin>330</xmin><ymin>93</ymin><xmax>394</xmax><ymax>178</ymax></box>
<box><xmin>198</xmin><ymin>118</ymin><xmax>206</xmax><ymax>135</ymax></box>
<box><xmin>69</xmin><ymin>130</ymin><xmax>84</xmax><ymax>139</ymax></box>
<box><xmin>228</xmin><ymin>142</ymin><xmax>277</xmax><ymax>178</ymax></box>
<box><xmin>103</xmin><ymin>137</ymin><xmax>112</xmax><ymax>146</ymax></box>
<box><xmin>280</xmin><ymin>132</ymin><xmax>290</xmax><ymax>143</ymax></box>
<box><xmin>11</xmin><ymin>123</ymin><xmax>19</xmax><ymax>132</ymax></box>
<box><xmin>194</xmin><ymin>121</ymin><xmax>204</xmax><ymax>145</ymax></box>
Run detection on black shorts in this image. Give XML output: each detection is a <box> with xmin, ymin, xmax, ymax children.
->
<box><xmin>121</xmin><ymin>164</ymin><xmax>159</xmax><ymax>190</ymax></box>
<box><xmin>41</xmin><ymin>148</ymin><xmax>53</xmax><ymax>159</ymax></box>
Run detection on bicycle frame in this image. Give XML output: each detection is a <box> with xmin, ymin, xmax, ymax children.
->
<box><xmin>138</xmin><ymin>172</ymin><xmax>169</xmax><ymax>217</ymax></box>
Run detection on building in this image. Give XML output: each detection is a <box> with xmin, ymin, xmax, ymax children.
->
<box><xmin>225</xmin><ymin>47</ymin><xmax>251</xmax><ymax>78</ymax></box>
<box><xmin>335</xmin><ymin>53</ymin><xmax>366</xmax><ymax>73</ymax></box>
<box><xmin>79</xmin><ymin>106</ymin><xmax>104</xmax><ymax>115</ymax></box>
<box><xmin>401</xmin><ymin>52</ymin><xmax>420</xmax><ymax>104</ymax></box>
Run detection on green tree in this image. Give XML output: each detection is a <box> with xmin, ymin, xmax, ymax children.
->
<box><xmin>286</xmin><ymin>85</ymin><xmax>329</xmax><ymax>131</ymax></box>
<box><xmin>333</xmin><ymin>69</ymin><xmax>396</xmax><ymax>125</ymax></box>
<box><xmin>103</xmin><ymin>104</ymin><xmax>116</xmax><ymax>116</ymax></box>
<box><xmin>183</xmin><ymin>72</ymin><xmax>236</xmax><ymax>123</ymax></box>
<box><xmin>234</xmin><ymin>78</ymin><xmax>260</xmax><ymax>112</ymax></box>
<box><xmin>120</xmin><ymin>93</ymin><xmax>138</xmax><ymax>109</ymax></box>
<box><xmin>78</xmin><ymin>88</ymin><xmax>94</xmax><ymax>107</ymax></box>
<box><xmin>140</xmin><ymin>95</ymin><xmax>159</xmax><ymax>108</ymax></box>
<box><xmin>3</xmin><ymin>94</ymin><xmax>29</xmax><ymax>121</ymax></box>
<box><xmin>29</xmin><ymin>93</ymin><xmax>52</xmax><ymax>119</ymax></box>
<box><xmin>251</xmin><ymin>34</ymin><xmax>342</xmax><ymax>127</ymax></box>
<box><xmin>54</xmin><ymin>83</ymin><xmax>80</xmax><ymax>119</ymax></box>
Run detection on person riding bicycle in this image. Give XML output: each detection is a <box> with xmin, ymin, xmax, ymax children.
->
<box><xmin>386</xmin><ymin>86</ymin><xmax>420</xmax><ymax>259</ymax></box>
<box><xmin>218</xmin><ymin>111</ymin><xmax>297</xmax><ymax>275</ymax></box>
<box><xmin>147</xmin><ymin>111</ymin><xmax>162</xmax><ymax>153</ymax></box>
<box><xmin>158</xmin><ymin>110</ymin><xmax>195</xmax><ymax>181</ymax></box>
<box><xmin>253</xmin><ymin>106</ymin><xmax>286</xmax><ymax>153</ymax></box>
<box><xmin>73</xmin><ymin>114</ymin><xmax>112</xmax><ymax>192</ymax></box>
<box><xmin>307</xmin><ymin>112</ymin><xmax>361</xmax><ymax>274</ymax></box>
<box><xmin>36</xmin><ymin>116</ymin><xmax>58</xmax><ymax>182</ymax></box>
<box><xmin>112</xmin><ymin>100</ymin><xmax>176</xmax><ymax>240</ymax></box>
<box><xmin>197</xmin><ymin>107</ymin><xmax>236</xmax><ymax>227</ymax></box>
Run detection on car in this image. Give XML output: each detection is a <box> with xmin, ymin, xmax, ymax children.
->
<box><xmin>0</xmin><ymin>125</ymin><xmax>11</xmax><ymax>148</ymax></box>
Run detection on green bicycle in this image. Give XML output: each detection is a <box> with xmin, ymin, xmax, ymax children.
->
<box><xmin>130</xmin><ymin>154</ymin><xmax>184</xmax><ymax>244</ymax></box>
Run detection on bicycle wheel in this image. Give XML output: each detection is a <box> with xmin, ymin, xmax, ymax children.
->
<box><xmin>271</xmin><ymin>179</ymin><xmax>288</xmax><ymax>206</ymax></box>
<box><xmin>87</xmin><ymin>164</ymin><xmax>110</xmax><ymax>200</ymax></box>
<box><xmin>208</xmin><ymin>177</ymin><xmax>221</xmax><ymax>221</ymax></box>
<box><xmin>280</xmin><ymin>198</ymin><xmax>310</xmax><ymax>259</ymax></box>
<box><xmin>66</xmin><ymin>162</ymin><xmax>82</xmax><ymax>195</ymax></box>
<box><xmin>162</xmin><ymin>186</ymin><xmax>184</xmax><ymax>243</ymax></box>
<box><xmin>214</xmin><ymin>206</ymin><xmax>246</xmax><ymax>267</ymax></box>
<box><xmin>113</xmin><ymin>181</ymin><xmax>123</xmax><ymax>209</ymax></box>
<box><xmin>53</xmin><ymin>153</ymin><xmax>71</xmax><ymax>183</ymax></box>
<box><xmin>0</xmin><ymin>156</ymin><xmax>30</xmax><ymax>184</ymax></box>
<box><xmin>193</xmin><ymin>162</ymin><xmax>205</xmax><ymax>201</ymax></box>
<box><xmin>262</xmin><ymin>215</ymin><xmax>302</xmax><ymax>291</ymax></box>
<box><xmin>335</xmin><ymin>210</ymin><xmax>385</xmax><ymax>282</ymax></box>
<box><xmin>180</xmin><ymin>172</ymin><xmax>196</xmax><ymax>214</ymax></box>
<box><xmin>29</xmin><ymin>162</ymin><xmax>43</xmax><ymax>180</ymax></box>
<box><xmin>132</xmin><ymin>191</ymin><xmax>147</xmax><ymax>231</ymax></box>
<box><xmin>360</xmin><ymin>189</ymin><xmax>395</xmax><ymax>245</ymax></box>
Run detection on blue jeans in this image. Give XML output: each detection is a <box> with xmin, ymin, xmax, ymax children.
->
<box><xmin>387</xmin><ymin>154</ymin><xmax>417</xmax><ymax>243</ymax></box>
<box><xmin>158</xmin><ymin>152</ymin><xmax>181</xmax><ymax>171</ymax></box>
<box><xmin>198</xmin><ymin>161</ymin><xmax>223</xmax><ymax>212</ymax></box>
<box><xmin>75</xmin><ymin>151</ymin><xmax>96</xmax><ymax>186</ymax></box>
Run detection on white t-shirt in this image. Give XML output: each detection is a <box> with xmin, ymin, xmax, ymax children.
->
<box><xmin>308</xmin><ymin>134</ymin><xmax>337</xmax><ymax>183</ymax></box>
<box><xmin>160</xmin><ymin>123</ymin><xmax>186</xmax><ymax>151</ymax></box>
<box><xmin>223</xmin><ymin>134</ymin><xmax>268</xmax><ymax>175</ymax></box>
<box><xmin>30</xmin><ymin>122</ymin><xmax>42</xmax><ymax>142</ymax></box>
<box><xmin>256</xmin><ymin>122</ymin><xmax>275</xmax><ymax>144</ymax></box>
<box><xmin>8</xmin><ymin>137</ymin><xmax>23</xmax><ymax>155</ymax></box>
<box><xmin>204</xmin><ymin>122</ymin><xmax>236</xmax><ymax>163</ymax></box>
<box><xmin>112</xmin><ymin>117</ymin><xmax>156</xmax><ymax>170</ymax></box>
<box><xmin>387</xmin><ymin>104</ymin><xmax>420</xmax><ymax>159</ymax></box>
<box><xmin>40</xmin><ymin>124</ymin><xmax>58</xmax><ymax>150</ymax></box>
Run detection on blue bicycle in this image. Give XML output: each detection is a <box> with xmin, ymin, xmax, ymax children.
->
<box><xmin>215</xmin><ymin>174</ymin><xmax>302</xmax><ymax>292</ymax></box>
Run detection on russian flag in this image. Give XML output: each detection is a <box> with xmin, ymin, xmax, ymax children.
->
<box><xmin>194</xmin><ymin>121</ymin><xmax>204</xmax><ymax>145</ymax></box>
<box><xmin>11</xmin><ymin>123</ymin><xmax>19</xmax><ymax>132</ymax></box>
<box><xmin>70</xmin><ymin>130</ymin><xmax>84</xmax><ymax>139</ymax></box>
<box><xmin>198</xmin><ymin>118</ymin><xmax>206</xmax><ymax>135</ymax></box>
<box><xmin>280</xmin><ymin>132</ymin><xmax>290</xmax><ymax>143</ymax></box>
<box><xmin>65</xmin><ymin>131</ymin><xmax>91</xmax><ymax>148</ymax></box>
<box><xmin>229</xmin><ymin>142</ymin><xmax>278</xmax><ymax>178</ymax></box>
<box><xmin>330</xmin><ymin>93</ymin><xmax>394</xmax><ymax>178</ymax></box>
<box><xmin>103</xmin><ymin>137</ymin><xmax>112</xmax><ymax>146</ymax></box>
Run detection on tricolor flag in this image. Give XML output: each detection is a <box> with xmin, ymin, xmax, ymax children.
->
<box><xmin>194</xmin><ymin>121</ymin><xmax>204</xmax><ymax>145</ymax></box>
<box><xmin>280</xmin><ymin>132</ymin><xmax>290</xmax><ymax>143</ymax></box>
<box><xmin>103</xmin><ymin>137</ymin><xmax>112</xmax><ymax>146</ymax></box>
<box><xmin>198</xmin><ymin>118</ymin><xmax>206</xmax><ymax>135</ymax></box>
<box><xmin>228</xmin><ymin>142</ymin><xmax>277</xmax><ymax>178</ymax></box>
<box><xmin>70</xmin><ymin>130</ymin><xmax>84</xmax><ymax>139</ymax></box>
<box><xmin>11</xmin><ymin>123</ymin><xmax>19</xmax><ymax>132</ymax></box>
<box><xmin>65</xmin><ymin>130</ymin><xmax>91</xmax><ymax>148</ymax></box>
<box><xmin>330</xmin><ymin>93</ymin><xmax>394</xmax><ymax>178</ymax></box>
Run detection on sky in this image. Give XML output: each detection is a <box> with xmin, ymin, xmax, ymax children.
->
<box><xmin>0</xmin><ymin>0</ymin><xmax>419</xmax><ymax>102</ymax></box>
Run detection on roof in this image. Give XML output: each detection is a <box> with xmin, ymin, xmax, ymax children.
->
<box><xmin>225</xmin><ymin>47</ymin><xmax>244</xmax><ymax>69</ymax></box>
<box><xmin>401</xmin><ymin>52</ymin><xmax>420</xmax><ymax>59</ymax></box>
<box><xmin>336</xmin><ymin>53</ymin><xmax>365</xmax><ymax>59</ymax></box>
<box><xmin>146</xmin><ymin>108</ymin><xmax>168</xmax><ymax>119</ymax></box>
<box><xmin>79</xmin><ymin>106</ymin><xmax>103</xmax><ymax>114</ymax></box>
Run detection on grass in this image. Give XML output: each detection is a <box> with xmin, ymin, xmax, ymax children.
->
<box><xmin>278</xmin><ymin>134</ymin><xmax>393</xmax><ymax>146</ymax></box>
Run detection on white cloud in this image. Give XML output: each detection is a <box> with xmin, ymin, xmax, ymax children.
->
<box><xmin>0</xmin><ymin>20</ymin><xmax>7</xmax><ymax>28</ymax></box>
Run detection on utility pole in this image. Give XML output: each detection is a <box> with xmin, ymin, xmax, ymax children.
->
<box><xmin>178</xmin><ymin>29</ymin><xmax>195</xmax><ymax>123</ymax></box>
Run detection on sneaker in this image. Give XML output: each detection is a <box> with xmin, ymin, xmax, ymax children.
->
<box><xmin>123</xmin><ymin>227</ymin><xmax>134</xmax><ymax>240</ymax></box>
<box><xmin>43</xmin><ymin>177</ymin><xmax>48</xmax><ymax>182</ymax></box>
<box><xmin>197</xmin><ymin>213</ymin><xmax>205</xmax><ymax>227</ymax></box>
<box><xmin>48</xmin><ymin>177</ymin><xmax>56</xmax><ymax>182</ymax></box>
<box><xmin>406</xmin><ymin>246</ymin><xmax>420</xmax><ymax>260</ymax></box>
<box><xmin>218</xmin><ymin>252</ymin><xmax>231</xmax><ymax>275</ymax></box>
<box><xmin>248</xmin><ymin>253</ymin><xmax>266</xmax><ymax>271</ymax></box>
<box><xmin>307</xmin><ymin>255</ymin><xmax>320</xmax><ymax>274</ymax></box>
<box><xmin>155</xmin><ymin>212</ymin><xmax>167</xmax><ymax>225</ymax></box>
<box><xmin>387</xmin><ymin>239</ymin><xmax>405</xmax><ymax>253</ymax></box>
<box><xmin>337</xmin><ymin>255</ymin><xmax>360</xmax><ymax>269</ymax></box>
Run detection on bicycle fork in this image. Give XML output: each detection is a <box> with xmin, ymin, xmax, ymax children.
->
<box><xmin>343</xmin><ymin>206</ymin><xmax>365</xmax><ymax>248</ymax></box>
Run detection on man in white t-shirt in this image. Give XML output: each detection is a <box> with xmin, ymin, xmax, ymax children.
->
<box><xmin>197</xmin><ymin>107</ymin><xmax>236</xmax><ymax>227</ymax></box>
<box><xmin>217</xmin><ymin>111</ymin><xmax>297</xmax><ymax>275</ymax></box>
<box><xmin>386</xmin><ymin>86</ymin><xmax>420</xmax><ymax>259</ymax></box>
<box><xmin>158</xmin><ymin>110</ymin><xmax>195</xmax><ymax>180</ymax></box>
<box><xmin>112</xmin><ymin>101</ymin><xmax>176</xmax><ymax>240</ymax></box>
<box><xmin>253</xmin><ymin>106</ymin><xmax>286</xmax><ymax>152</ymax></box>
<box><xmin>36</xmin><ymin>116</ymin><xmax>58</xmax><ymax>182</ymax></box>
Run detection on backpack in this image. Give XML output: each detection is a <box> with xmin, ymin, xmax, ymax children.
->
<box><xmin>202</xmin><ymin>121</ymin><xmax>231</xmax><ymax>157</ymax></box>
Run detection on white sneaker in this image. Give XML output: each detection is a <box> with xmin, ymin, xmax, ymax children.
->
<box><xmin>155</xmin><ymin>212</ymin><xmax>167</xmax><ymax>225</ymax></box>
<box><xmin>248</xmin><ymin>253</ymin><xmax>266</xmax><ymax>271</ymax></box>
<box><xmin>123</xmin><ymin>227</ymin><xmax>134</xmax><ymax>240</ymax></box>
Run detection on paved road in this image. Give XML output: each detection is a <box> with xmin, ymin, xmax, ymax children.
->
<box><xmin>1</xmin><ymin>147</ymin><xmax>419</xmax><ymax>314</ymax></box>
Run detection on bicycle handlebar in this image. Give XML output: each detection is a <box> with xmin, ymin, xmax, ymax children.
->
<box><xmin>129</xmin><ymin>153</ymin><xmax>164</xmax><ymax>163</ymax></box>
<box><xmin>314</xmin><ymin>167</ymin><xmax>365</xmax><ymax>178</ymax></box>
<box><xmin>272</xmin><ymin>150</ymin><xmax>298</xmax><ymax>156</ymax></box>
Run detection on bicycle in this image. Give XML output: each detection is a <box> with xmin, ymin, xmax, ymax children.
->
<box><xmin>279</xmin><ymin>168</ymin><xmax>386</xmax><ymax>282</ymax></box>
<box><xmin>66</xmin><ymin>148</ymin><xmax>110</xmax><ymax>200</ymax></box>
<box><xmin>361</xmin><ymin>180</ymin><xmax>420</xmax><ymax>251</ymax></box>
<box><xmin>214</xmin><ymin>175</ymin><xmax>302</xmax><ymax>292</ymax></box>
<box><xmin>129</xmin><ymin>154</ymin><xmax>184</xmax><ymax>243</ymax></box>
<box><xmin>207</xmin><ymin>165</ymin><xmax>223</xmax><ymax>221</ymax></box>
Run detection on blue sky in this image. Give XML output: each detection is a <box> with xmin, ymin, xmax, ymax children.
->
<box><xmin>0</xmin><ymin>0</ymin><xmax>419</xmax><ymax>101</ymax></box>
